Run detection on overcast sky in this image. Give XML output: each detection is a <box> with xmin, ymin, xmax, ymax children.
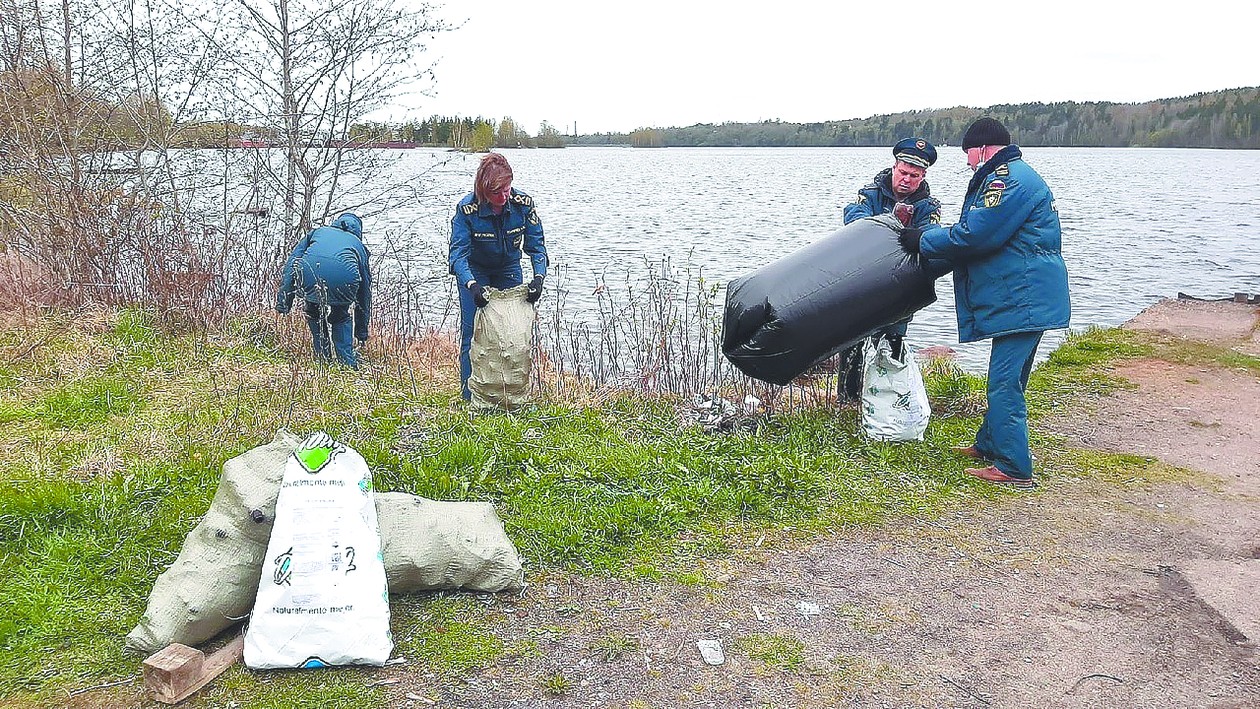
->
<box><xmin>386</xmin><ymin>0</ymin><xmax>1258</xmax><ymax>135</ymax></box>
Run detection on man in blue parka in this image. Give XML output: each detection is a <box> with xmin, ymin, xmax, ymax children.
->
<box><xmin>838</xmin><ymin>137</ymin><xmax>943</xmax><ymax>399</ymax></box>
<box><xmin>450</xmin><ymin>152</ymin><xmax>548</xmax><ymax>401</ymax></box>
<box><xmin>276</xmin><ymin>212</ymin><xmax>372</xmax><ymax>369</ymax></box>
<box><xmin>898</xmin><ymin>118</ymin><xmax>1070</xmax><ymax>488</ymax></box>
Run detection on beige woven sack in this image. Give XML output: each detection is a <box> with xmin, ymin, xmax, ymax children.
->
<box><xmin>469</xmin><ymin>284</ymin><xmax>536</xmax><ymax>410</ymax></box>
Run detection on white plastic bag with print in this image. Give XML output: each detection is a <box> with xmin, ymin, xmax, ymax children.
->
<box><xmin>244</xmin><ymin>432</ymin><xmax>393</xmax><ymax>669</ymax></box>
<box><xmin>860</xmin><ymin>337</ymin><xmax>931</xmax><ymax>441</ymax></box>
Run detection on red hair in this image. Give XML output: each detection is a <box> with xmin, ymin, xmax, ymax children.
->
<box><xmin>474</xmin><ymin>152</ymin><xmax>513</xmax><ymax>204</ymax></box>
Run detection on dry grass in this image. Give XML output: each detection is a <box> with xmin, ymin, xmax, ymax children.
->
<box><xmin>0</xmin><ymin>252</ymin><xmax>75</xmax><ymax>322</ymax></box>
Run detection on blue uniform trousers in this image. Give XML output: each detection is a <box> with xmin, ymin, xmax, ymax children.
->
<box><xmin>303</xmin><ymin>300</ymin><xmax>357</xmax><ymax>369</ymax></box>
<box><xmin>974</xmin><ymin>331</ymin><xmax>1043</xmax><ymax>479</ymax></box>
<box><xmin>457</xmin><ymin>264</ymin><xmax>523</xmax><ymax>400</ymax></box>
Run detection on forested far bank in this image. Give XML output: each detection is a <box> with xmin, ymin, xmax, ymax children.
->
<box><xmin>571</xmin><ymin>86</ymin><xmax>1260</xmax><ymax>149</ymax></box>
<box><xmin>356</xmin><ymin>85</ymin><xmax>1260</xmax><ymax>150</ymax></box>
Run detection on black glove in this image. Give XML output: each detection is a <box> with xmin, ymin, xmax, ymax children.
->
<box><xmin>525</xmin><ymin>275</ymin><xmax>544</xmax><ymax>304</ymax></box>
<box><xmin>469</xmin><ymin>281</ymin><xmax>489</xmax><ymax>308</ymax></box>
<box><xmin>898</xmin><ymin>228</ymin><xmax>923</xmax><ymax>255</ymax></box>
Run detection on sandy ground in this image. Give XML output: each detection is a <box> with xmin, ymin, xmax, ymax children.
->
<box><xmin>76</xmin><ymin>299</ymin><xmax>1260</xmax><ymax>708</ymax></box>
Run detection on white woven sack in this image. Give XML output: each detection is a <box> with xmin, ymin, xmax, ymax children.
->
<box><xmin>860</xmin><ymin>337</ymin><xmax>931</xmax><ymax>441</ymax></box>
<box><xmin>243</xmin><ymin>432</ymin><xmax>392</xmax><ymax>669</ymax></box>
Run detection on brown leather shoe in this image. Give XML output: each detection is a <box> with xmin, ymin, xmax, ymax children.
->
<box><xmin>965</xmin><ymin>465</ymin><xmax>1036</xmax><ymax>489</ymax></box>
<box><xmin>951</xmin><ymin>444</ymin><xmax>985</xmax><ymax>460</ymax></box>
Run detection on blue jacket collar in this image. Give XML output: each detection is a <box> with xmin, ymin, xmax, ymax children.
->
<box><xmin>876</xmin><ymin>167</ymin><xmax>933</xmax><ymax>203</ymax></box>
<box><xmin>476</xmin><ymin>189</ymin><xmax>516</xmax><ymax>217</ymax></box>
<box><xmin>966</xmin><ymin>145</ymin><xmax>1022</xmax><ymax>196</ymax></box>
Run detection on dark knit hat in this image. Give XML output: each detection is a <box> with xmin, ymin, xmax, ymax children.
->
<box><xmin>893</xmin><ymin>137</ymin><xmax>937</xmax><ymax>168</ymax></box>
<box><xmin>961</xmin><ymin>117</ymin><xmax>1011</xmax><ymax>150</ymax></box>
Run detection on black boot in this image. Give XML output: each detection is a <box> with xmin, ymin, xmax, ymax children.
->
<box><xmin>885</xmin><ymin>333</ymin><xmax>905</xmax><ymax>361</ymax></box>
<box><xmin>841</xmin><ymin>341</ymin><xmax>865</xmax><ymax>401</ymax></box>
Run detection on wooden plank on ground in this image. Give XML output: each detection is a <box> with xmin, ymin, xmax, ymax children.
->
<box><xmin>143</xmin><ymin>633</ymin><xmax>244</xmax><ymax>704</ymax></box>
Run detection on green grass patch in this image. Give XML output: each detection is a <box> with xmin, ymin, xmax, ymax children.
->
<box><xmin>540</xmin><ymin>672</ymin><xmax>571</xmax><ymax>696</ymax></box>
<box><xmin>589</xmin><ymin>633</ymin><xmax>640</xmax><ymax>662</ymax></box>
<box><xmin>1145</xmin><ymin>336</ymin><xmax>1260</xmax><ymax>375</ymax></box>
<box><xmin>1053</xmin><ymin>447</ymin><xmax>1212</xmax><ymax>488</ymax></box>
<box><xmin>734</xmin><ymin>632</ymin><xmax>806</xmax><ymax>672</ymax></box>
<box><xmin>1027</xmin><ymin>326</ymin><xmax>1150</xmax><ymax>416</ymax></box>
<box><xmin>391</xmin><ymin>596</ymin><xmax>505</xmax><ymax>676</ymax></box>
<box><xmin>32</xmin><ymin>375</ymin><xmax>148</xmax><ymax>428</ymax></box>
<box><xmin>212</xmin><ymin>667</ymin><xmax>386</xmax><ymax>707</ymax></box>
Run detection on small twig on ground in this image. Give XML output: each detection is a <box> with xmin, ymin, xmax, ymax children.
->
<box><xmin>881</xmin><ymin>556</ymin><xmax>908</xmax><ymax>569</ymax></box>
<box><xmin>938</xmin><ymin>674</ymin><xmax>990</xmax><ymax>704</ymax></box>
<box><xmin>1067</xmin><ymin>673</ymin><xmax>1125</xmax><ymax>693</ymax></box>
<box><xmin>67</xmin><ymin>675</ymin><xmax>138</xmax><ymax>696</ymax></box>
<box><xmin>7</xmin><ymin>329</ymin><xmax>59</xmax><ymax>365</ymax></box>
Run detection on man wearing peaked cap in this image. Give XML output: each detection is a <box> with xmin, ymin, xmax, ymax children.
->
<box><xmin>836</xmin><ymin>137</ymin><xmax>944</xmax><ymax>401</ymax></box>
<box><xmin>892</xmin><ymin>137</ymin><xmax>937</xmax><ymax>169</ymax></box>
<box><xmin>895</xmin><ymin>116</ymin><xmax>1071</xmax><ymax>489</ymax></box>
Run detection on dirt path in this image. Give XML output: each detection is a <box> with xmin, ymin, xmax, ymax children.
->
<box><xmin>364</xmin><ymin>298</ymin><xmax>1259</xmax><ymax>709</ymax></box>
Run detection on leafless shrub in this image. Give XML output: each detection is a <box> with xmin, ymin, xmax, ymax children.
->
<box><xmin>530</xmin><ymin>257</ymin><xmax>844</xmax><ymax>412</ymax></box>
<box><xmin>0</xmin><ymin>251</ymin><xmax>75</xmax><ymax>319</ymax></box>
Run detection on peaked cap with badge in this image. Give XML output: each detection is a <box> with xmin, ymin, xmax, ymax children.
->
<box><xmin>893</xmin><ymin>137</ymin><xmax>937</xmax><ymax>169</ymax></box>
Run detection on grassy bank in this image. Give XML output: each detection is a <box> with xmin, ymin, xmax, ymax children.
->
<box><xmin>0</xmin><ymin>309</ymin><xmax>1194</xmax><ymax>706</ymax></box>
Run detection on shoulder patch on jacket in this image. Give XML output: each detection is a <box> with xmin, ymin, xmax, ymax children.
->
<box><xmin>994</xmin><ymin>163</ymin><xmax>1009</xmax><ymax>178</ymax></box>
<box><xmin>511</xmin><ymin>193</ymin><xmax>533</xmax><ymax>207</ymax></box>
<box><xmin>981</xmin><ymin>176</ymin><xmax>1007</xmax><ymax>208</ymax></box>
<box><xmin>461</xmin><ymin>202</ymin><xmax>479</xmax><ymax>215</ymax></box>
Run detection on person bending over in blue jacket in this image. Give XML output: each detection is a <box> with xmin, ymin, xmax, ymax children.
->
<box><xmin>897</xmin><ymin>118</ymin><xmax>1071</xmax><ymax>488</ymax></box>
<box><xmin>276</xmin><ymin>213</ymin><xmax>372</xmax><ymax>369</ymax></box>
<box><xmin>838</xmin><ymin>137</ymin><xmax>943</xmax><ymax>400</ymax></box>
<box><xmin>449</xmin><ymin>152</ymin><xmax>548</xmax><ymax>401</ymax></box>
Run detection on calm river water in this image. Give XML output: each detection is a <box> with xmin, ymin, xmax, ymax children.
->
<box><xmin>366</xmin><ymin>146</ymin><xmax>1260</xmax><ymax>372</ymax></box>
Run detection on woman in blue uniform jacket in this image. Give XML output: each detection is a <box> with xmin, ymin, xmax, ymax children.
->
<box><xmin>449</xmin><ymin>152</ymin><xmax>549</xmax><ymax>401</ymax></box>
<box><xmin>276</xmin><ymin>212</ymin><xmax>372</xmax><ymax>369</ymax></box>
<box><xmin>899</xmin><ymin>118</ymin><xmax>1070</xmax><ymax>488</ymax></box>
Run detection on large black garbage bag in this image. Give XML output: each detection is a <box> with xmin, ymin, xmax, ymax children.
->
<box><xmin>722</xmin><ymin>215</ymin><xmax>937</xmax><ymax>385</ymax></box>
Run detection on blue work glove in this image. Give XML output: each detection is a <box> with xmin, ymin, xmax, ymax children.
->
<box><xmin>468</xmin><ymin>281</ymin><xmax>489</xmax><ymax>308</ymax></box>
<box><xmin>525</xmin><ymin>275</ymin><xmax>544</xmax><ymax>304</ymax></box>
<box><xmin>898</xmin><ymin>227</ymin><xmax>923</xmax><ymax>255</ymax></box>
